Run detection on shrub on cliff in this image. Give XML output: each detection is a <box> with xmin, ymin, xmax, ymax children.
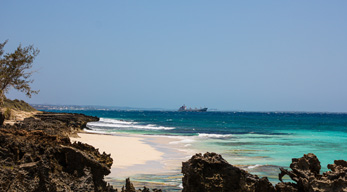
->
<box><xmin>0</xmin><ymin>40</ymin><xmax>39</xmax><ymax>107</ymax></box>
<box><xmin>3</xmin><ymin>98</ymin><xmax>36</xmax><ymax>112</ymax></box>
<box><xmin>3</xmin><ymin>108</ymin><xmax>11</xmax><ymax>120</ymax></box>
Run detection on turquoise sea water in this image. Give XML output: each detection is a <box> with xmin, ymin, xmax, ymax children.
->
<box><xmin>48</xmin><ymin>110</ymin><xmax>347</xmax><ymax>188</ymax></box>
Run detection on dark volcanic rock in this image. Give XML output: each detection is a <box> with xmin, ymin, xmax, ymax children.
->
<box><xmin>181</xmin><ymin>152</ymin><xmax>276</xmax><ymax>192</ymax></box>
<box><xmin>275</xmin><ymin>182</ymin><xmax>298</xmax><ymax>192</ymax></box>
<box><xmin>0</xmin><ymin>129</ymin><xmax>115</xmax><ymax>192</ymax></box>
<box><xmin>122</xmin><ymin>178</ymin><xmax>136</xmax><ymax>192</ymax></box>
<box><xmin>182</xmin><ymin>152</ymin><xmax>347</xmax><ymax>192</ymax></box>
<box><xmin>120</xmin><ymin>178</ymin><xmax>163</xmax><ymax>192</ymax></box>
<box><xmin>277</xmin><ymin>153</ymin><xmax>347</xmax><ymax>192</ymax></box>
<box><xmin>0</xmin><ymin>112</ymin><xmax>4</xmax><ymax>125</ymax></box>
<box><xmin>0</xmin><ymin>112</ymin><xmax>164</xmax><ymax>192</ymax></box>
<box><xmin>2</xmin><ymin>112</ymin><xmax>99</xmax><ymax>137</ymax></box>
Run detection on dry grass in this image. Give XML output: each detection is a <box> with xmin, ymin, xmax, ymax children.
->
<box><xmin>3</xmin><ymin>98</ymin><xmax>36</xmax><ymax>112</ymax></box>
<box><xmin>1</xmin><ymin>98</ymin><xmax>41</xmax><ymax>125</ymax></box>
<box><xmin>1</xmin><ymin>108</ymin><xmax>42</xmax><ymax>125</ymax></box>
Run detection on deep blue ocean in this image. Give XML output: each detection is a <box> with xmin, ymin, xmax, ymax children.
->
<box><xmin>47</xmin><ymin>110</ymin><xmax>347</xmax><ymax>186</ymax></box>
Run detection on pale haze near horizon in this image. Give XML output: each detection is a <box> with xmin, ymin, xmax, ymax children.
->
<box><xmin>2</xmin><ymin>1</ymin><xmax>347</xmax><ymax>112</ymax></box>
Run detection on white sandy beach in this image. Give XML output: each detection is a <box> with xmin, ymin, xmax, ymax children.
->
<box><xmin>70</xmin><ymin>131</ymin><xmax>197</xmax><ymax>190</ymax></box>
<box><xmin>70</xmin><ymin>132</ymin><xmax>164</xmax><ymax>169</ymax></box>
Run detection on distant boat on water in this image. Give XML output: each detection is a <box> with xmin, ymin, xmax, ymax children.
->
<box><xmin>178</xmin><ymin>105</ymin><xmax>208</xmax><ymax>112</ymax></box>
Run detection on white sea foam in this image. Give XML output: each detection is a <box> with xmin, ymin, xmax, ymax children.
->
<box><xmin>198</xmin><ymin>133</ymin><xmax>233</xmax><ymax>138</ymax></box>
<box><xmin>99</xmin><ymin>118</ymin><xmax>134</xmax><ymax>125</ymax></box>
<box><xmin>84</xmin><ymin>129</ymin><xmax>109</xmax><ymax>134</ymax></box>
<box><xmin>86</xmin><ymin>118</ymin><xmax>175</xmax><ymax>130</ymax></box>
<box><xmin>169</xmin><ymin>138</ymin><xmax>196</xmax><ymax>145</ymax></box>
<box><xmin>246</xmin><ymin>164</ymin><xmax>262</xmax><ymax>169</ymax></box>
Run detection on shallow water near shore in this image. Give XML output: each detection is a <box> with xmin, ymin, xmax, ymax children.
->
<box><xmin>48</xmin><ymin>110</ymin><xmax>347</xmax><ymax>190</ymax></box>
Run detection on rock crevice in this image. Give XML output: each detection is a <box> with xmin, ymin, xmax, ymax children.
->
<box><xmin>0</xmin><ymin>129</ymin><xmax>115</xmax><ymax>191</ymax></box>
<box><xmin>182</xmin><ymin>152</ymin><xmax>347</xmax><ymax>192</ymax></box>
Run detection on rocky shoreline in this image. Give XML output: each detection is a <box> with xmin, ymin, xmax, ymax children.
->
<box><xmin>2</xmin><ymin>112</ymin><xmax>99</xmax><ymax>137</ymax></box>
<box><xmin>0</xmin><ymin>111</ymin><xmax>346</xmax><ymax>192</ymax></box>
<box><xmin>0</xmin><ymin>112</ymin><xmax>116</xmax><ymax>191</ymax></box>
<box><xmin>182</xmin><ymin>152</ymin><xmax>347</xmax><ymax>192</ymax></box>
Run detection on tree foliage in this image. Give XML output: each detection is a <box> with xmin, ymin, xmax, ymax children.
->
<box><xmin>0</xmin><ymin>40</ymin><xmax>40</xmax><ymax>107</ymax></box>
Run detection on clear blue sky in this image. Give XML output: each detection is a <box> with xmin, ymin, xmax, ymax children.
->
<box><xmin>2</xmin><ymin>1</ymin><xmax>347</xmax><ymax>112</ymax></box>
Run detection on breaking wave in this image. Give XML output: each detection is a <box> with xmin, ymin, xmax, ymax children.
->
<box><xmin>87</xmin><ymin>118</ymin><xmax>175</xmax><ymax>131</ymax></box>
<box><xmin>197</xmin><ymin>133</ymin><xmax>233</xmax><ymax>138</ymax></box>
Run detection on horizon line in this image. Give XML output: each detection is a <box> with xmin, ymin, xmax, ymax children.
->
<box><xmin>30</xmin><ymin>103</ymin><xmax>347</xmax><ymax>114</ymax></box>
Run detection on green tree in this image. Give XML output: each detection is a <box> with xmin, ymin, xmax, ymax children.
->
<box><xmin>0</xmin><ymin>40</ymin><xmax>40</xmax><ymax>107</ymax></box>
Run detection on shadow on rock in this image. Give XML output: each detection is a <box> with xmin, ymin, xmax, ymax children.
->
<box><xmin>182</xmin><ymin>152</ymin><xmax>347</xmax><ymax>192</ymax></box>
<box><xmin>0</xmin><ymin>129</ymin><xmax>115</xmax><ymax>192</ymax></box>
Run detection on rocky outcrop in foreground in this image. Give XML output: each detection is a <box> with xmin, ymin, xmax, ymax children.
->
<box><xmin>182</xmin><ymin>152</ymin><xmax>275</xmax><ymax>192</ymax></box>
<box><xmin>277</xmin><ymin>153</ymin><xmax>347</xmax><ymax>192</ymax></box>
<box><xmin>0</xmin><ymin>129</ymin><xmax>114</xmax><ymax>191</ymax></box>
<box><xmin>182</xmin><ymin>152</ymin><xmax>347</xmax><ymax>192</ymax></box>
<box><xmin>0</xmin><ymin>111</ymin><xmax>115</xmax><ymax>191</ymax></box>
<box><xmin>0</xmin><ymin>112</ymin><xmax>164</xmax><ymax>192</ymax></box>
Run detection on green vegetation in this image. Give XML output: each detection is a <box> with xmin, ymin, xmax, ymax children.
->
<box><xmin>0</xmin><ymin>40</ymin><xmax>39</xmax><ymax>107</ymax></box>
<box><xmin>3</xmin><ymin>108</ymin><xmax>11</xmax><ymax>120</ymax></box>
<box><xmin>3</xmin><ymin>98</ymin><xmax>36</xmax><ymax>112</ymax></box>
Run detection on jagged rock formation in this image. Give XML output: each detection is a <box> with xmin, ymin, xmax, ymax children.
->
<box><xmin>182</xmin><ymin>152</ymin><xmax>347</xmax><ymax>192</ymax></box>
<box><xmin>0</xmin><ymin>111</ymin><xmax>165</xmax><ymax>192</ymax></box>
<box><xmin>2</xmin><ymin>112</ymin><xmax>99</xmax><ymax>137</ymax></box>
<box><xmin>0</xmin><ymin>129</ymin><xmax>115</xmax><ymax>191</ymax></box>
<box><xmin>182</xmin><ymin>152</ymin><xmax>276</xmax><ymax>192</ymax></box>
<box><xmin>120</xmin><ymin>178</ymin><xmax>162</xmax><ymax>192</ymax></box>
<box><xmin>276</xmin><ymin>153</ymin><xmax>347</xmax><ymax>192</ymax></box>
<box><xmin>0</xmin><ymin>110</ymin><xmax>115</xmax><ymax>191</ymax></box>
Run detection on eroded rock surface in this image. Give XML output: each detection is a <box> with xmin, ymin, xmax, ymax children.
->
<box><xmin>182</xmin><ymin>152</ymin><xmax>276</xmax><ymax>192</ymax></box>
<box><xmin>0</xmin><ymin>112</ymin><xmax>165</xmax><ymax>191</ymax></box>
<box><xmin>120</xmin><ymin>178</ymin><xmax>163</xmax><ymax>192</ymax></box>
<box><xmin>182</xmin><ymin>152</ymin><xmax>347</xmax><ymax>192</ymax></box>
<box><xmin>0</xmin><ymin>129</ymin><xmax>115</xmax><ymax>192</ymax></box>
<box><xmin>277</xmin><ymin>153</ymin><xmax>347</xmax><ymax>192</ymax></box>
<box><xmin>2</xmin><ymin>111</ymin><xmax>99</xmax><ymax>137</ymax></box>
